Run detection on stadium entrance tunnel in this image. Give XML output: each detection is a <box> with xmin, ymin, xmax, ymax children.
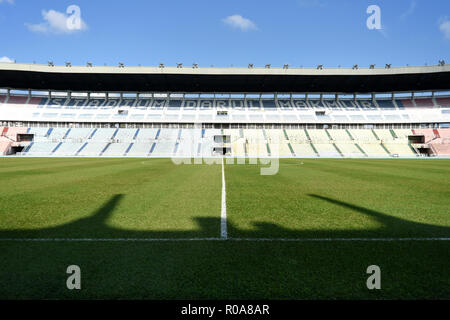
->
<box><xmin>408</xmin><ymin>135</ymin><xmax>425</xmax><ymax>144</ymax></box>
<box><xmin>416</xmin><ymin>146</ymin><xmax>433</xmax><ymax>156</ymax></box>
<box><xmin>9</xmin><ymin>146</ymin><xmax>24</xmax><ymax>155</ymax></box>
<box><xmin>16</xmin><ymin>134</ymin><xmax>34</xmax><ymax>142</ymax></box>
<box><xmin>213</xmin><ymin>147</ymin><xmax>231</xmax><ymax>156</ymax></box>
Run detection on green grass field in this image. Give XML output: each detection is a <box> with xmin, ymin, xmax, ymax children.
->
<box><xmin>0</xmin><ymin>157</ymin><xmax>449</xmax><ymax>299</ymax></box>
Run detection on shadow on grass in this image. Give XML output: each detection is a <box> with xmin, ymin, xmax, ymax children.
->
<box><xmin>0</xmin><ymin>194</ymin><xmax>449</xmax><ymax>300</ymax></box>
<box><xmin>0</xmin><ymin>193</ymin><xmax>449</xmax><ymax>239</ymax></box>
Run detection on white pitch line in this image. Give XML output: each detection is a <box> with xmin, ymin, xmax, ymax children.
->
<box><xmin>0</xmin><ymin>237</ymin><xmax>449</xmax><ymax>242</ymax></box>
<box><xmin>221</xmin><ymin>157</ymin><xmax>228</xmax><ymax>239</ymax></box>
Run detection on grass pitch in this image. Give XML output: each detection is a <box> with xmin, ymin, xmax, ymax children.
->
<box><xmin>0</xmin><ymin>157</ymin><xmax>449</xmax><ymax>299</ymax></box>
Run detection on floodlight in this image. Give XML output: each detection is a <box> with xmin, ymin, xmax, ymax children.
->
<box><xmin>48</xmin><ymin>61</ymin><xmax>54</xmax><ymax>67</ymax></box>
<box><xmin>265</xmin><ymin>64</ymin><xmax>271</xmax><ymax>69</ymax></box>
<box><xmin>193</xmin><ymin>63</ymin><xmax>198</xmax><ymax>68</ymax></box>
<box><xmin>159</xmin><ymin>63</ymin><xmax>165</xmax><ymax>68</ymax></box>
<box><xmin>352</xmin><ymin>64</ymin><xmax>359</xmax><ymax>70</ymax></box>
<box><xmin>317</xmin><ymin>64</ymin><xmax>323</xmax><ymax>70</ymax></box>
<box><xmin>369</xmin><ymin>64</ymin><xmax>375</xmax><ymax>69</ymax></box>
<box><xmin>176</xmin><ymin>63</ymin><xmax>183</xmax><ymax>68</ymax></box>
<box><xmin>283</xmin><ymin>64</ymin><xmax>289</xmax><ymax>69</ymax></box>
<box><xmin>86</xmin><ymin>62</ymin><xmax>93</xmax><ymax>67</ymax></box>
<box><xmin>385</xmin><ymin>64</ymin><xmax>391</xmax><ymax>69</ymax></box>
<box><xmin>439</xmin><ymin>60</ymin><xmax>445</xmax><ymax>66</ymax></box>
<box><xmin>65</xmin><ymin>62</ymin><xmax>72</xmax><ymax>67</ymax></box>
<box><xmin>248</xmin><ymin>64</ymin><xmax>254</xmax><ymax>69</ymax></box>
<box><xmin>118</xmin><ymin>62</ymin><xmax>125</xmax><ymax>68</ymax></box>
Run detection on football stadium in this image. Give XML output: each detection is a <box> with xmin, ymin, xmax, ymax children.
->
<box><xmin>0</xmin><ymin>1</ymin><xmax>449</xmax><ymax>303</ymax></box>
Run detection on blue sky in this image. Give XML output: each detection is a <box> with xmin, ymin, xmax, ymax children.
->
<box><xmin>0</xmin><ymin>0</ymin><xmax>449</xmax><ymax>68</ymax></box>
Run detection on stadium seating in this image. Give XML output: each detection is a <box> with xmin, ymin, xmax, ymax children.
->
<box><xmin>373</xmin><ymin>129</ymin><xmax>395</xmax><ymax>141</ymax></box>
<box><xmin>415</xmin><ymin>98</ymin><xmax>435</xmax><ymax>108</ymax></box>
<box><xmin>307</xmin><ymin>129</ymin><xmax>330</xmax><ymax>142</ymax></box>
<box><xmin>53</xmin><ymin>142</ymin><xmax>84</xmax><ymax>156</ymax></box>
<box><xmin>1</xmin><ymin>92</ymin><xmax>450</xmax><ymax>158</ymax></box>
<box><xmin>359</xmin><ymin>143</ymin><xmax>390</xmax><ymax>157</ymax></box>
<box><xmin>77</xmin><ymin>142</ymin><xmax>109</xmax><ymax>156</ymax></box>
<box><xmin>66</xmin><ymin>128</ymin><xmax>93</xmax><ymax>140</ymax></box>
<box><xmin>411</xmin><ymin>129</ymin><xmax>435</xmax><ymax>142</ymax></box>
<box><xmin>0</xmin><ymin>126</ymin><xmax>448</xmax><ymax>158</ymax></box>
<box><xmin>376</xmin><ymin>100</ymin><xmax>396</xmax><ymax>109</ymax></box>
<box><xmin>127</xmin><ymin>143</ymin><xmax>153</xmax><ymax>157</ymax></box>
<box><xmin>408</xmin><ymin>128</ymin><xmax>450</xmax><ymax>157</ymax></box>
<box><xmin>328</xmin><ymin>129</ymin><xmax>352</xmax><ymax>141</ymax></box>
<box><xmin>314</xmin><ymin>143</ymin><xmax>341</xmax><ymax>157</ymax></box>
<box><xmin>349</xmin><ymin>129</ymin><xmax>379</xmax><ymax>142</ymax></box>
<box><xmin>436</xmin><ymin>97</ymin><xmax>450</xmax><ymax>107</ymax></box>
<box><xmin>26</xmin><ymin>141</ymin><xmax>60</xmax><ymax>156</ymax></box>
<box><xmin>393</xmin><ymin>129</ymin><xmax>413</xmax><ymax>140</ymax></box>
<box><xmin>176</xmin><ymin>129</ymin><xmax>202</xmax><ymax>157</ymax></box>
<box><xmin>6</xmin><ymin>96</ymin><xmax>28</xmax><ymax>104</ymax></box>
<box><xmin>3</xmin><ymin>127</ymin><xmax>28</xmax><ymax>140</ymax></box>
<box><xmin>395</xmin><ymin>99</ymin><xmax>414</xmax><ymax>109</ymax></box>
<box><xmin>384</xmin><ymin>142</ymin><xmax>416</xmax><ymax>157</ymax></box>
<box><xmin>334</xmin><ymin>143</ymin><xmax>365</xmax><ymax>157</ymax></box>
<box><xmin>290</xmin><ymin>143</ymin><xmax>317</xmax><ymax>157</ymax></box>
<box><xmin>102</xmin><ymin>142</ymin><xmax>131</xmax><ymax>156</ymax></box>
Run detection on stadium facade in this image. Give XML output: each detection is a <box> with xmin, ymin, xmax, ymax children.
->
<box><xmin>1</xmin><ymin>62</ymin><xmax>450</xmax><ymax>158</ymax></box>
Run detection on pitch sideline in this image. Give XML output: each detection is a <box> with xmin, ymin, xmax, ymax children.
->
<box><xmin>0</xmin><ymin>237</ymin><xmax>449</xmax><ymax>242</ymax></box>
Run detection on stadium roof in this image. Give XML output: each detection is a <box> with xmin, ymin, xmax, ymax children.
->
<box><xmin>0</xmin><ymin>62</ymin><xmax>449</xmax><ymax>94</ymax></box>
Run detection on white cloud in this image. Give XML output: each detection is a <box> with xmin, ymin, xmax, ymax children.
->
<box><xmin>222</xmin><ymin>15</ymin><xmax>257</xmax><ymax>31</ymax></box>
<box><xmin>400</xmin><ymin>0</ymin><xmax>416</xmax><ymax>20</ymax></box>
<box><xmin>0</xmin><ymin>56</ymin><xmax>14</xmax><ymax>63</ymax></box>
<box><xmin>440</xmin><ymin>19</ymin><xmax>450</xmax><ymax>39</ymax></box>
<box><xmin>26</xmin><ymin>8</ymin><xmax>88</xmax><ymax>34</ymax></box>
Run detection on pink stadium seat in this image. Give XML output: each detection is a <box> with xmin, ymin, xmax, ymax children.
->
<box><xmin>7</xmin><ymin>96</ymin><xmax>28</xmax><ymax>104</ymax></box>
<box><xmin>433</xmin><ymin>129</ymin><xmax>440</xmax><ymax>138</ymax></box>
<box><xmin>412</xmin><ymin>129</ymin><xmax>435</xmax><ymax>142</ymax></box>
<box><xmin>0</xmin><ymin>137</ymin><xmax>11</xmax><ymax>155</ymax></box>
<box><xmin>414</xmin><ymin>98</ymin><xmax>435</xmax><ymax>108</ymax></box>
<box><xmin>431</xmin><ymin>143</ymin><xmax>450</xmax><ymax>156</ymax></box>
<box><xmin>436</xmin><ymin>97</ymin><xmax>450</xmax><ymax>107</ymax></box>
<box><xmin>437</xmin><ymin>128</ymin><xmax>450</xmax><ymax>139</ymax></box>
<box><xmin>28</xmin><ymin>97</ymin><xmax>43</xmax><ymax>105</ymax></box>
<box><xmin>0</xmin><ymin>95</ymin><xmax>6</xmax><ymax>103</ymax></box>
<box><xmin>399</xmin><ymin>99</ymin><xmax>415</xmax><ymax>108</ymax></box>
<box><xmin>412</xmin><ymin>128</ymin><xmax>450</xmax><ymax>156</ymax></box>
<box><xmin>4</xmin><ymin>127</ymin><xmax>28</xmax><ymax>140</ymax></box>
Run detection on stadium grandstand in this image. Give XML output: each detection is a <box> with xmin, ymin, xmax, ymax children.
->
<box><xmin>1</xmin><ymin>62</ymin><xmax>450</xmax><ymax>159</ymax></box>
